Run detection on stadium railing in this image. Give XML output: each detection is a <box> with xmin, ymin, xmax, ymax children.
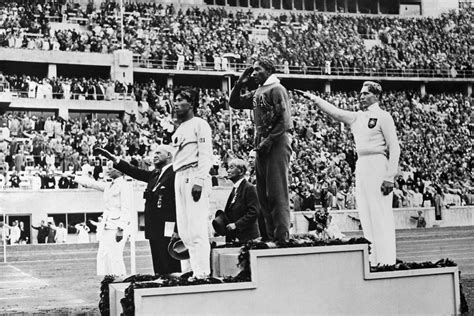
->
<box><xmin>132</xmin><ymin>55</ymin><xmax>473</xmax><ymax>78</ymax></box>
<box><xmin>9</xmin><ymin>91</ymin><xmax>134</xmax><ymax>101</ymax></box>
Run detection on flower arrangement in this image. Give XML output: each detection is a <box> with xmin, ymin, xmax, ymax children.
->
<box><xmin>314</xmin><ymin>208</ymin><xmax>329</xmax><ymax>232</ymax></box>
<box><xmin>303</xmin><ymin>208</ymin><xmax>329</xmax><ymax>234</ymax></box>
<box><xmin>370</xmin><ymin>258</ymin><xmax>456</xmax><ymax>272</ymax></box>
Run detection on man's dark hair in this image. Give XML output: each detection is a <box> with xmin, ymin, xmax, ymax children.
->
<box><xmin>256</xmin><ymin>58</ymin><xmax>276</xmax><ymax>74</ymax></box>
<box><xmin>174</xmin><ymin>87</ymin><xmax>199</xmax><ymax>112</ymax></box>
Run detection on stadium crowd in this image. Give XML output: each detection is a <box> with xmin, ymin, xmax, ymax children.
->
<box><xmin>3</xmin><ymin>74</ymin><xmax>133</xmax><ymax>100</ymax></box>
<box><xmin>0</xmin><ymin>1</ymin><xmax>471</xmax><ymax>76</ymax></box>
<box><xmin>0</xmin><ymin>83</ymin><xmax>472</xmax><ymax>211</ymax></box>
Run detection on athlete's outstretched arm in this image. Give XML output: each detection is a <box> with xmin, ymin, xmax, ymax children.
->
<box><xmin>295</xmin><ymin>90</ymin><xmax>357</xmax><ymax>125</ymax></box>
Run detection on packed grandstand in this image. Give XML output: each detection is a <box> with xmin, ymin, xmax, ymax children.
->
<box><xmin>0</xmin><ymin>1</ymin><xmax>472</xmax><ymax>76</ymax></box>
<box><xmin>0</xmin><ymin>1</ymin><xmax>472</xmax><ymax>212</ymax></box>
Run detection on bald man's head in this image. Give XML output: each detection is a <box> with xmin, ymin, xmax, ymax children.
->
<box><xmin>153</xmin><ymin>145</ymin><xmax>175</xmax><ymax>168</ymax></box>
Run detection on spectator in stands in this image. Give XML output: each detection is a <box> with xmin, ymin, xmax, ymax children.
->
<box><xmin>46</xmin><ymin>221</ymin><xmax>56</xmax><ymax>243</ymax></box>
<box><xmin>411</xmin><ymin>210</ymin><xmax>427</xmax><ymax>228</ymax></box>
<box><xmin>30</xmin><ymin>172</ymin><xmax>42</xmax><ymax>190</ymax></box>
<box><xmin>75</xmin><ymin>222</ymin><xmax>90</xmax><ymax>243</ymax></box>
<box><xmin>18</xmin><ymin>221</ymin><xmax>28</xmax><ymax>244</ymax></box>
<box><xmin>41</xmin><ymin>169</ymin><xmax>56</xmax><ymax>189</ymax></box>
<box><xmin>31</xmin><ymin>220</ymin><xmax>49</xmax><ymax>244</ymax></box>
<box><xmin>5</xmin><ymin>75</ymin><xmax>131</xmax><ymax>101</ymax></box>
<box><xmin>13</xmin><ymin>148</ymin><xmax>26</xmax><ymax>172</ymax></box>
<box><xmin>9</xmin><ymin>220</ymin><xmax>20</xmax><ymax>244</ymax></box>
<box><xmin>0</xmin><ymin>222</ymin><xmax>10</xmax><ymax>245</ymax></box>
<box><xmin>9</xmin><ymin>171</ymin><xmax>20</xmax><ymax>188</ymax></box>
<box><xmin>1</xmin><ymin>2</ymin><xmax>470</xmax><ymax>77</ymax></box>
<box><xmin>54</xmin><ymin>222</ymin><xmax>67</xmax><ymax>243</ymax></box>
<box><xmin>409</xmin><ymin>186</ymin><xmax>423</xmax><ymax>207</ymax></box>
<box><xmin>301</xmin><ymin>188</ymin><xmax>316</xmax><ymax>211</ymax></box>
<box><xmin>434</xmin><ymin>187</ymin><xmax>444</xmax><ymax>220</ymax></box>
<box><xmin>0</xmin><ymin>81</ymin><xmax>470</xmax><ymax>217</ymax></box>
<box><xmin>422</xmin><ymin>185</ymin><xmax>434</xmax><ymax>207</ymax></box>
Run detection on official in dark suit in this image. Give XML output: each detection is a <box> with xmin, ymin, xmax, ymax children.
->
<box><xmin>95</xmin><ymin>146</ymin><xmax>181</xmax><ymax>275</ymax></box>
<box><xmin>220</xmin><ymin>159</ymin><xmax>260</xmax><ymax>242</ymax></box>
<box><xmin>31</xmin><ymin>220</ymin><xmax>49</xmax><ymax>244</ymax></box>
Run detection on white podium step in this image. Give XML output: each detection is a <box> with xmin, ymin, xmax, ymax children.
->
<box><xmin>109</xmin><ymin>244</ymin><xmax>460</xmax><ymax>315</ymax></box>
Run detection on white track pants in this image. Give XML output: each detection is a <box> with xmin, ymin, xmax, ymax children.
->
<box><xmin>356</xmin><ymin>155</ymin><xmax>396</xmax><ymax>265</ymax></box>
<box><xmin>175</xmin><ymin>167</ymin><xmax>211</xmax><ymax>277</ymax></box>
<box><xmin>97</xmin><ymin>229</ymin><xmax>127</xmax><ymax>276</ymax></box>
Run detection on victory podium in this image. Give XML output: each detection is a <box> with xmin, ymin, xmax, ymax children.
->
<box><xmin>109</xmin><ymin>243</ymin><xmax>460</xmax><ymax>315</ymax></box>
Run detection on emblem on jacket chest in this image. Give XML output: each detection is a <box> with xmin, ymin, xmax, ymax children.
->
<box><xmin>368</xmin><ymin>118</ymin><xmax>378</xmax><ymax>129</ymax></box>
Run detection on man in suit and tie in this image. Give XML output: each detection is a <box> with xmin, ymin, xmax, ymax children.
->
<box><xmin>95</xmin><ymin>146</ymin><xmax>181</xmax><ymax>275</ymax></box>
<box><xmin>217</xmin><ymin>158</ymin><xmax>260</xmax><ymax>242</ymax></box>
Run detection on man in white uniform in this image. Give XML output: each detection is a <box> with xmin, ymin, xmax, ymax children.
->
<box><xmin>71</xmin><ymin>164</ymin><xmax>132</xmax><ymax>276</ymax></box>
<box><xmin>297</xmin><ymin>82</ymin><xmax>400</xmax><ymax>265</ymax></box>
<box><xmin>172</xmin><ymin>88</ymin><xmax>213</xmax><ymax>279</ymax></box>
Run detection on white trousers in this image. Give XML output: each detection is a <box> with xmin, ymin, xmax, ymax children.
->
<box><xmin>356</xmin><ymin>155</ymin><xmax>396</xmax><ymax>265</ymax></box>
<box><xmin>175</xmin><ymin>167</ymin><xmax>211</xmax><ymax>277</ymax></box>
<box><xmin>97</xmin><ymin>229</ymin><xmax>127</xmax><ymax>276</ymax></box>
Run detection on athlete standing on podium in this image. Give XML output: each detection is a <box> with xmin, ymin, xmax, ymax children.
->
<box><xmin>171</xmin><ymin>88</ymin><xmax>213</xmax><ymax>279</ymax></box>
<box><xmin>229</xmin><ymin>59</ymin><xmax>293</xmax><ymax>244</ymax></box>
<box><xmin>296</xmin><ymin>82</ymin><xmax>400</xmax><ymax>265</ymax></box>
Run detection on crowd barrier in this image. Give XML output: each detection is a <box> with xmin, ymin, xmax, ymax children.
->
<box><xmin>7</xmin><ymin>96</ymin><xmax>136</xmax><ymax>118</ymax></box>
<box><xmin>132</xmin><ymin>56</ymin><xmax>474</xmax><ymax>79</ymax></box>
<box><xmin>1</xmin><ymin>186</ymin><xmax>472</xmax><ymax>244</ymax></box>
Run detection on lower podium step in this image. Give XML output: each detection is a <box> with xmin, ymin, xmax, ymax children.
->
<box><xmin>109</xmin><ymin>244</ymin><xmax>460</xmax><ymax>315</ymax></box>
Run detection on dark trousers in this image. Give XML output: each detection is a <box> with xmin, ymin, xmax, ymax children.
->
<box><xmin>255</xmin><ymin>133</ymin><xmax>291</xmax><ymax>243</ymax></box>
<box><xmin>149</xmin><ymin>237</ymin><xmax>181</xmax><ymax>275</ymax></box>
<box><xmin>257</xmin><ymin>213</ymin><xmax>269</xmax><ymax>241</ymax></box>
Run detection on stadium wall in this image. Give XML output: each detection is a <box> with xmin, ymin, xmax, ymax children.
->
<box><xmin>0</xmin><ymin>48</ymin><xmax>133</xmax><ymax>83</ymax></box>
<box><xmin>86</xmin><ymin>0</ymin><xmax>459</xmax><ymax>16</ymax></box>
<box><xmin>2</xmin><ymin>47</ymin><xmax>471</xmax><ymax>98</ymax></box>
<box><xmin>2</xmin><ymin>187</ymin><xmax>473</xmax><ymax>244</ymax></box>
<box><xmin>421</xmin><ymin>0</ymin><xmax>459</xmax><ymax>15</ymax></box>
<box><xmin>85</xmin><ymin>0</ymin><xmax>205</xmax><ymax>8</ymax></box>
<box><xmin>0</xmin><ymin>48</ymin><xmax>112</xmax><ymax>67</ymax></box>
<box><xmin>8</xmin><ymin>98</ymin><xmax>137</xmax><ymax>118</ymax></box>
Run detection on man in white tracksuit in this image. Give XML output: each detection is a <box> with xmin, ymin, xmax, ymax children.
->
<box><xmin>172</xmin><ymin>88</ymin><xmax>213</xmax><ymax>278</ymax></box>
<box><xmin>297</xmin><ymin>82</ymin><xmax>400</xmax><ymax>265</ymax></box>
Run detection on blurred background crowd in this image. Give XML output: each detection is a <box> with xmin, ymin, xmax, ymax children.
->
<box><xmin>1</xmin><ymin>82</ymin><xmax>472</xmax><ymax>211</ymax></box>
<box><xmin>0</xmin><ymin>1</ymin><xmax>472</xmax><ymax>246</ymax></box>
<box><xmin>0</xmin><ymin>1</ymin><xmax>471</xmax><ymax>76</ymax></box>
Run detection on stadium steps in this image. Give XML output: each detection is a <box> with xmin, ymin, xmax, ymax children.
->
<box><xmin>396</xmin><ymin>226</ymin><xmax>474</xmax><ymax>239</ymax></box>
<box><xmin>345</xmin><ymin>225</ymin><xmax>474</xmax><ymax>239</ymax></box>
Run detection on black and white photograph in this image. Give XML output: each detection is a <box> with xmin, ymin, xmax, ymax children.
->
<box><xmin>0</xmin><ymin>0</ymin><xmax>472</xmax><ymax>314</ymax></box>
